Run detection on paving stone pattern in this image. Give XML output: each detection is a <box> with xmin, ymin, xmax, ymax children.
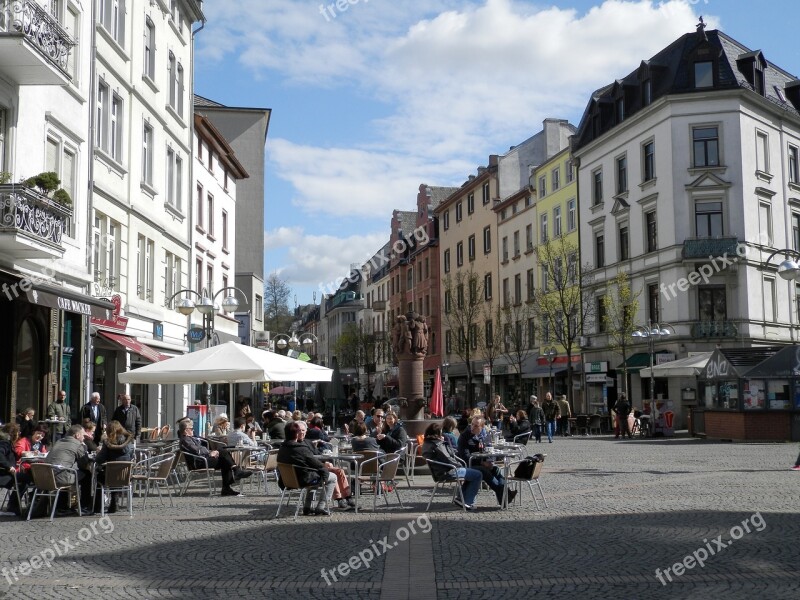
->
<box><xmin>1</xmin><ymin>435</ymin><xmax>798</xmax><ymax>599</ymax></box>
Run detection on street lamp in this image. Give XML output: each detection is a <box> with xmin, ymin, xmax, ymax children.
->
<box><xmin>542</xmin><ymin>346</ymin><xmax>558</xmax><ymax>397</ymax></box>
<box><xmin>763</xmin><ymin>248</ymin><xmax>800</xmax><ymax>281</ymax></box>
<box><xmin>272</xmin><ymin>331</ymin><xmax>319</xmax><ymax>411</ymax></box>
<box><xmin>632</xmin><ymin>321</ymin><xmax>674</xmax><ymax>433</ymax></box>
<box><xmin>168</xmin><ymin>286</ymin><xmax>247</xmax><ymax>347</ymax></box>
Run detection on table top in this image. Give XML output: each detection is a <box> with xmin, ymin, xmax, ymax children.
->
<box><xmin>334</xmin><ymin>453</ymin><xmax>364</xmax><ymax>461</ymax></box>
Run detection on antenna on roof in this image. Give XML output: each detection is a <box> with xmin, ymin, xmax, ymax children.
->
<box><xmin>696</xmin><ymin>16</ymin><xmax>707</xmax><ymax>41</ymax></box>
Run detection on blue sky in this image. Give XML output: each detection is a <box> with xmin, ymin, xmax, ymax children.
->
<box><xmin>194</xmin><ymin>0</ymin><xmax>800</xmax><ymax>307</ymax></box>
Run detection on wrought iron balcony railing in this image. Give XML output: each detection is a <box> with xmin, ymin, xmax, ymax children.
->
<box><xmin>0</xmin><ymin>183</ymin><xmax>71</xmax><ymax>256</ymax></box>
<box><xmin>691</xmin><ymin>320</ymin><xmax>738</xmax><ymax>338</ymax></box>
<box><xmin>1</xmin><ymin>0</ymin><xmax>75</xmax><ymax>76</ymax></box>
<box><xmin>682</xmin><ymin>237</ymin><xmax>740</xmax><ymax>260</ymax></box>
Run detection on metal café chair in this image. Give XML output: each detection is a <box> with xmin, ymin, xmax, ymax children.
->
<box><xmin>275</xmin><ymin>463</ymin><xmax>328</xmax><ymax>521</ymax></box>
<box><xmin>354</xmin><ymin>452</ymin><xmax>404</xmax><ymax>513</ymax></box>
<box><xmin>424</xmin><ymin>458</ymin><xmax>467</xmax><ymax>512</ymax></box>
<box><xmin>97</xmin><ymin>461</ymin><xmax>135</xmax><ymax>517</ymax></box>
<box><xmin>178</xmin><ymin>451</ymin><xmax>216</xmax><ymax>496</ymax></box>
<box><xmin>505</xmin><ymin>455</ymin><xmax>548</xmax><ymax>510</ymax></box>
<box><xmin>131</xmin><ymin>453</ymin><xmax>175</xmax><ymax>509</ymax></box>
<box><xmin>26</xmin><ymin>463</ymin><xmax>82</xmax><ymax>522</ymax></box>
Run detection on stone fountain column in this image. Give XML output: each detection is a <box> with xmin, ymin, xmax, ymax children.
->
<box><xmin>391</xmin><ymin>311</ymin><xmax>429</xmax><ymax>421</ymax></box>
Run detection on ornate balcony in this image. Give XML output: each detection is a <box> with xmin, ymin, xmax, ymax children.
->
<box><xmin>691</xmin><ymin>320</ymin><xmax>738</xmax><ymax>338</ymax></box>
<box><xmin>682</xmin><ymin>237</ymin><xmax>740</xmax><ymax>260</ymax></box>
<box><xmin>0</xmin><ymin>0</ymin><xmax>75</xmax><ymax>85</ymax></box>
<box><xmin>0</xmin><ymin>184</ymin><xmax>71</xmax><ymax>259</ymax></box>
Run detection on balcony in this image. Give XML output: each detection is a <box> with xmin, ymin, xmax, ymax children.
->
<box><xmin>372</xmin><ymin>300</ymin><xmax>387</xmax><ymax>311</ymax></box>
<box><xmin>0</xmin><ymin>0</ymin><xmax>75</xmax><ymax>85</ymax></box>
<box><xmin>691</xmin><ymin>320</ymin><xmax>738</xmax><ymax>338</ymax></box>
<box><xmin>682</xmin><ymin>237</ymin><xmax>739</xmax><ymax>260</ymax></box>
<box><xmin>0</xmin><ymin>184</ymin><xmax>71</xmax><ymax>259</ymax></box>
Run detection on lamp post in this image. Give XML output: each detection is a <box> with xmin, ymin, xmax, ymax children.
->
<box><xmin>632</xmin><ymin>321</ymin><xmax>674</xmax><ymax>434</ymax></box>
<box><xmin>441</xmin><ymin>360</ymin><xmax>450</xmax><ymax>411</ymax></box>
<box><xmin>273</xmin><ymin>331</ymin><xmax>319</xmax><ymax>412</ymax></box>
<box><xmin>542</xmin><ymin>346</ymin><xmax>558</xmax><ymax>397</ymax></box>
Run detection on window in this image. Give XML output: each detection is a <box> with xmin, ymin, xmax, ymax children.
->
<box><xmin>567</xmin><ymin>199</ymin><xmax>576</xmax><ymax>232</ymax></box>
<box><xmin>790</xmin><ymin>145</ymin><xmax>800</xmax><ymax>184</ymax></box>
<box><xmin>553</xmin><ymin>206</ymin><xmax>562</xmax><ymax>237</ymax></box>
<box><xmin>615</xmin><ymin>97</ymin><xmax>624</xmax><ymax>123</ymax></box>
<box><xmin>501</xmin><ymin>237</ymin><xmax>508</xmax><ymax>262</ymax></box>
<box><xmin>99</xmin><ymin>0</ymin><xmax>125</xmax><ymax>46</ymax></box>
<box><xmin>142</xmin><ymin>123</ymin><xmax>153</xmax><ymax>185</ymax></box>
<box><xmin>255</xmin><ymin>295</ymin><xmax>263</xmax><ymax>321</ymax></box>
<box><xmin>222</xmin><ymin>210</ymin><xmax>229</xmax><ymax>250</ymax></box>
<box><xmin>222</xmin><ymin>274</ymin><xmax>228</xmax><ymax>293</ymax></box>
<box><xmin>483</xmin><ymin>226</ymin><xmax>491</xmax><ymax>253</ymax></box>
<box><xmin>144</xmin><ymin>17</ymin><xmax>155</xmax><ymax>80</ymax></box>
<box><xmin>484</xmin><ymin>273</ymin><xmax>492</xmax><ymax>301</ymax></box>
<box><xmin>540</xmin><ymin>213</ymin><xmax>548</xmax><ymax>243</ymax></box>
<box><xmin>616</xmin><ymin>155</ymin><xmax>627</xmax><ymax>194</ymax></box>
<box><xmin>756</xmin><ymin>131</ymin><xmax>769</xmax><ymax>173</ymax></box>
<box><xmin>168</xmin><ymin>52</ymin><xmax>184</xmax><ymax>117</ymax></box>
<box><xmin>541</xmin><ymin>265</ymin><xmax>548</xmax><ymax>292</ymax></box>
<box><xmin>96</xmin><ymin>81</ymin><xmax>123</xmax><ymax>161</ymax></box>
<box><xmin>467</xmin><ymin>193</ymin><xmax>474</xmax><ymax>215</ymax></box>
<box><xmin>595</xmin><ymin>233</ymin><xmax>605</xmax><ymax>268</ymax></box>
<box><xmin>455</xmin><ymin>201</ymin><xmax>463</xmax><ymax>222</ymax></box>
<box><xmin>646</xmin><ymin>210</ymin><xmax>657</xmax><ymax>252</ymax></box>
<box><xmin>514</xmin><ymin>274</ymin><xmax>521</xmax><ymax>304</ymax></box>
<box><xmin>65</xmin><ymin>4</ymin><xmax>80</xmax><ymax>80</ymax></box>
<box><xmin>793</xmin><ymin>213</ymin><xmax>800</xmax><ymax>251</ymax></box>
<box><xmin>502</xmin><ymin>278</ymin><xmax>510</xmax><ymax>306</ymax></box>
<box><xmin>648</xmin><ymin>283</ymin><xmax>660</xmax><ymax>322</ymax></box>
<box><xmin>566</xmin><ymin>159</ymin><xmax>575</xmax><ymax>183</ymax></box>
<box><xmin>456</xmin><ymin>241</ymin><xmax>463</xmax><ymax>267</ymax></box>
<box><xmin>513</xmin><ymin>231</ymin><xmax>520</xmax><ymax>257</ymax></box>
<box><xmin>527</xmin><ymin>318</ymin><xmax>536</xmax><ymax>349</ymax></box>
<box><xmin>469</xmin><ymin>324</ymin><xmax>478</xmax><ymax>350</ymax></box>
<box><xmin>694</xmin><ymin>61</ymin><xmax>713</xmax><ymax>88</ymax></box>
<box><xmin>763</xmin><ymin>277</ymin><xmax>776</xmax><ymax>322</ymax></box>
<box><xmin>526</xmin><ymin>268</ymin><xmax>534</xmax><ymax>300</ymax></box>
<box><xmin>485</xmin><ymin>320</ymin><xmax>493</xmax><ymax>347</ymax></box>
<box><xmin>444</xmin><ymin>291</ymin><xmax>451</xmax><ymax>314</ymax></box>
<box><xmin>567</xmin><ymin>252</ymin><xmax>577</xmax><ymax>285</ymax></box>
<box><xmin>642</xmin><ymin>79</ymin><xmax>652</xmax><ymax>106</ymax></box>
<box><xmin>759</xmin><ymin>203</ymin><xmax>772</xmax><ymax>245</ymax></box>
<box><xmin>693</xmin><ymin>126</ymin><xmax>719</xmax><ymax>167</ymax></box>
<box><xmin>456</xmin><ymin>284</ymin><xmax>464</xmax><ymax>309</ymax></box>
<box><xmin>195</xmin><ymin>184</ymin><xmax>203</xmax><ymax>228</ymax></box>
<box><xmin>592</xmin><ymin>169</ymin><xmax>603</xmax><ymax>205</ymax></box>
<box><xmin>695</xmin><ymin>202</ymin><xmax>723</xmax><ymax>237</ymax></box>
<box><xmin>698</xmin><ymin>287</ymin><xmax>726</xmax><ymax>322</ymax></box>
<box><xmin>525</xmin><ymin>224</ymin><xmax>533</xmax><ymax>251</ymax></box>
<box><xmin>443</xmin><ymin>249</ymin><xmax>450</xmax><ymax>273</ymax></box>
<box><xmin>206</xmin><ymin>193</ymin><xmax>214</xmax><ymax>236</ymax></box>
<box><xmin>538</xmin><ymin>175</ymin><xmax>546</xmax><ymax>197</ymax></box>
<box><xmin>551</xmin><ymin>167</ymin><xmax>560</xmax><ymax>191</ymax></box>
<box><xmin>445</xmin><ymin>330</ymin><xmax>452</xmax><ymax>354</ymax></box>
<box><xmin>443</xmin><ymin>210</ymin><xmax>449</xmax><ymax>230</ymax></box>
<box><xmin>166</xmin><ymin>147</ymin><xmax>183</xmax><ymax>210</ymax></box>
<box><xmin>468</xmin><ymin>234</ymin><xmax>475</xmax><ymax>261</ymax></box>
<box><xmin>482</xmin><ymin>181</ymin><xmax>490</xmax><ymax>204</ymax></box>
<box><xmin>469</xmin><ymin>278</ymin><xmax>477</xmax><ymax>304</ymax></box>
<box><xmin>45</xmin><ymin>134</ymin><xmax>77</xmax><ymax>237</ymax></box>
<box><xmin>618</xmin><ymin>224</ymin><xmax>629</xmax><ymax>261</ymax></box>
<box><xmin>165</xmin><ymin>252</ymin><xmax>181</xmax><ymax>301</ymax></box>
<box><xmin>93</xmin><ymin>212</ymin><xmax>120</xmax><ymax>291</ymax></box>
<box><xmin>643</xmin><ymin>141</ymin><xmax>655</xmax><ymax>182</ymax></box>
<box><xmin>137</xmin><ymin>235</ymin><xmax>154</xmax><ymax>302</ymax></box>
<box><xmin>597</xmin><ymin>296</ymin><xmax>607</xmax><ymax>333</ymax></box>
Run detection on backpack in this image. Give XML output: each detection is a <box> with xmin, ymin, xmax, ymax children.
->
<box><xmin>513</xmin><ymin>453</ymin><xmax>544</xmax><ymax>479</ymax></box>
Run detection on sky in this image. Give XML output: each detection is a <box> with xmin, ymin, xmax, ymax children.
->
<box><xmin>193</xmin><ymin>0</ymin><xmax>800</xmax><ymax>308</ymax></box>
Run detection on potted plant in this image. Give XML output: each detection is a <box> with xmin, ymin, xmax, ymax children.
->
<box><xmin>22</xmin><ymin>171</ymin><xmax>72</xmax><ymax>208</ymax></box>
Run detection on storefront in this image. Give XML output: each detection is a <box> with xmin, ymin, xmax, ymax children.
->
<box><xmin>584</xmin><ymin>361</ymin><xmax>614</xmax><ymax>416</ymax></box>
<box><xmin>694</xmin><ymin>346</ymin><xmax>800</xmax><ymax>441</ymax></box>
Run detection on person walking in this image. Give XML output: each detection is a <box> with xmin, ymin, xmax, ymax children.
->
<box><xmin>541</xmin><ymin>393</ymin><xmax>560</xmax><ymax>443</ymax></box>
<box><xmin>556</xmin><ymin>395</ymin><xmax>572</xmax><ymax>437</ymax></box>
<box><xmin>614</xmin><ymin>393</ymin><xmax>633</xmax><ymax>439</ymax></box>
<box><xmin>528</xmin><ymin>397</ymin><xmax>545</xmax><ymax>443</ymax></box>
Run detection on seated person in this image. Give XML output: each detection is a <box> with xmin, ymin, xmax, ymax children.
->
<box><xmin>277</xmin><ymin>422</ymin><xmax>338</xmax><ymax>515</ymax></box>
<box><xmin>211</xmin><ymin>414</ymin><xmax>231</xmax><ymax>437</ymax></box>
<box><xmin>245</xmin><ymin>415</ymin><xmax>262</xmax><ymax>438</ymax></box>
<box><xmin>295</xmin><ymin>421</ymin><xmax>354</xmax><ymax>509</ymax></box>
<box><xmin>95</xmin><ymin>421</ymin><xmax>135</xmax><ymax>513</ymax></box>
<box><xmin>457</xmin><ymin>416</ymin><xmax>515</xmax><ymax>506</ymax></box>
<box><xmin>376</xmin><ymin>413</ymin><xmax>408</xmax><ymax>454</ymax></box>
<box><xmin>305</xmin><ymin>416</ymin><xmax>330</xmax><ymax>443</ymax></box>
<box><xmin>265</xmin><ymin>411</ymin><xmax>286</xmax><ymax>440</ymax></box>
<box><xmin>367</xmin><ymin>409</ymin><xmax>385</xmax><ymax>438</ymax></box>
<box><xmin>421</xmin><ymin>422</ymin><xmax>482</xmax><ymax>510</ymax></box>
<box><xmin>227</xmin><ymin>417</ymin><xmax>258</xmax><ymax>447</ymax></box>
<box><xmin>345</xmin><ymin>410</ymin><xmax>365</xmax><ymax>435</ymax></box>
<box><xmin>0</xmin><ymin>427</ymin><xmax>24</xmax><ymax>516</ymax></box>
<box><xmin>506</xmin><ymin>410</ymin><xmax>532</xmax><ymax>442</ymax></box>
<box><xmin>81</xmin><ymin>419</ymin><xmax>99</xmax><ymax>452</ymax></box>
<box><xmin>350</xmin><ymin>422</ymin><xmax>381</xmax><ymax>453</ymax></box>
<box><xmin>44</xmin><ymin>425</ymin><xmax>94</xmax><ymax>513</ymax></box>
<box><xmin>178</xmin><ymin>420</ymin><xmax>250</xmax><ymax>497</ymax></box>
<box><xmin>14</xmin><ymin>425</ymin><xmax>49</xmax><ymax>473</ymax></box>
<box><xmin>442</xmin><ymin>417</ymin><xmax>459</xmax><ymax>450</ymax></box>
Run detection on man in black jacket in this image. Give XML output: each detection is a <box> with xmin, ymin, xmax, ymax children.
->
<box><xmin>178</xmin><ymin>421</ymin><xmax>249</xmax><ymax>496</ymax></box>
<box><xmin>614</xmin><ymin>393</ymin><xmax>633</xmax><ymax>439</ymax></box>
<box><xmin>112</xmin><ymin>394</ymin><xmax>142</xmax><ymax>439</ymax></box>
<box><xmin>277</xmin><ymin>421</ymin><xmax>337</xmax><ymax>515</ymax></box>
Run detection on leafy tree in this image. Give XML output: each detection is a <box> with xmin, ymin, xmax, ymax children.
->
<box><xmin>602</xmin><ymin>271</ymin><xmax>641</xmax><ymax>396</ymax></box>
<box><xmin>263</xmin><ymin>273</ymin><xmax>294</xmax><ymax>334</ymax></box>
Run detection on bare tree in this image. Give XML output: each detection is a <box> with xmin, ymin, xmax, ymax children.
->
<box><xmin>534</xmin><ymin>236</ymin><xmax>593</xmax><ymax>410</ymax></box>
<box><xmin>263</xmin><ymin>273</ymin><xmax>293</xmax><ymax>334</ymax></box>
<box><xmin>602</xmin><ymin>271</ymin><xmax>641</xmax><ymax>397</ymax></box>
<box><xmin>479</xmin><ymin>300</ymin><xmax>506</xmax><ymax>404</ymax></box>
<box><xmin>441</xmin><ymin>268</ymin><xmax>484</xmax><ymax>408</ymax></box>
<box><xmin>498</xmin><ymin>300</ymin><xmax>538</xmax><ymax>409</ymax></box>
<box><xmin>334</xmin><ymin>322</ymin><xmax>377</xmax><ymax>401</ymax></box>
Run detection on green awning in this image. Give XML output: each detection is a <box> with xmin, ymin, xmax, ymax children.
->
<box><xmin>617</xmin><ymin>351</ymin><xmax>671</xmax><ymax>373</ymax></box>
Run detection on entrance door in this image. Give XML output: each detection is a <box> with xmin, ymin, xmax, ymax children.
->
<box><xmin>16</xmin><ymin>319</ymin><xmax>41</xmax><ymax>412</ymax></box>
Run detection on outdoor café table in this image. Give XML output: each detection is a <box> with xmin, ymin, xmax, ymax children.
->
<box><xmin>41</xmin><ymin>419</ymin><xmax>64</xmax><ymax>444</ymax></box>
<box><xmin>468</xmin><ymin>449</ymin><xmax>517</xmax><ymax>509</ymax></box>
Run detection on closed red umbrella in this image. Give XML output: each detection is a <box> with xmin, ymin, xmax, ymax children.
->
<box><xmin>430</xmin><ymin>368</ymin><xmax>444</xmax><ymax>417</ymax></box>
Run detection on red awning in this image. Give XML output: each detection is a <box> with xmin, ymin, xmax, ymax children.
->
<box><xmin>97</xmin><ymin>331</ymin><xmax>170</xmax><ymax>362</ymax></box>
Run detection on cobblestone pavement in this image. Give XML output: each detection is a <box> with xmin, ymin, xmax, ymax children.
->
<box><xmin>1</xmin><ymin>435</ymin><xmax>798</xmax><ymax>599</ymax></box>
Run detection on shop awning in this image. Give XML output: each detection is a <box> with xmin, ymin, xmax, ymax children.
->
<box><xmin>745</xmin><ymin>345</ymin><xmax>800</xmax><ymax>378</ymax></box>
<box><xmin>97</xmin><ymin>331</ymin><xmax>170</xmax><ymax>362</ymax></box>
<box><xmin>522</xmin><ymin>363</ymin><xmax>571</xmax><ymax>379</ymax></box>
<box><xmin>616</xmin><ymin>351</ymin><xmax>671</xmax><ymax>373</ymax></box>
<box><xmin>7</xmin><ymin>276</ymin><xmax>115</xmax><ymax>318</ymax></box>
<box><xmin>640</xmin><ymin>352</ymin><xmax>713</xmax><ymax>378</ymax></box>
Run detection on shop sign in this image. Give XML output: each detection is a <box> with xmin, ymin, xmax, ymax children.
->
<box><xmin>90</xmin><ymin>294</ymin><xmax>128</xmax><ymax>331</ymax></box>
<box><xmin>705</xmin><ymin>355</ymin><xmax>730</xmax><ymax>379</ymax></box>
<box><xmin>584</xmin><ymin>361</ymin><xmax>608</xmax><ymax>373</ymax></box>
<box><xmin>586</xmin><ymin>373</ymin><xmax>608</xmax><ymax>383</ymax></box>
<box><xmin>153</xmin><ymin>322</ymin><xmax>164</xmax><ymax>341</ymax></box>
<box><xmin>656</xmin><ymin>353</ymin><xmax>676</xmax><ymax>365</ymax></box>
<box><xmin>188</xmin><ymin>326</ymin><xmax>206</xmax><ymax>343</ymax></box>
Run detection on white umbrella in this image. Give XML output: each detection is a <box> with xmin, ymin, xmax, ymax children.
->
<box><xmin>118</xmin><ymin>342</ymin><xmax>333</xmax><ymax>418</ymax></box>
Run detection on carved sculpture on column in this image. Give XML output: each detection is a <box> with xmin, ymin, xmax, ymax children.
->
<box><xmin>391</xmin><ymin>311</ymin><xmax>429</xmax><ymax>420</ymax></box>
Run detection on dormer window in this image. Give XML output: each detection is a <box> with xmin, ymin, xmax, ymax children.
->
<box><xmin>694</xmin><ymin>61</ymin><xmax>713</xmax><ymax>88</ymax></box>
<box><xmin>615</xmin><ymin>97</ymin><xmax>624</xmax><ymax>123</ymax></box>
<box><xmin>737</xmin><ymin>51</ymin><xmax>767</xmax><ymax>96</ymax></box>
